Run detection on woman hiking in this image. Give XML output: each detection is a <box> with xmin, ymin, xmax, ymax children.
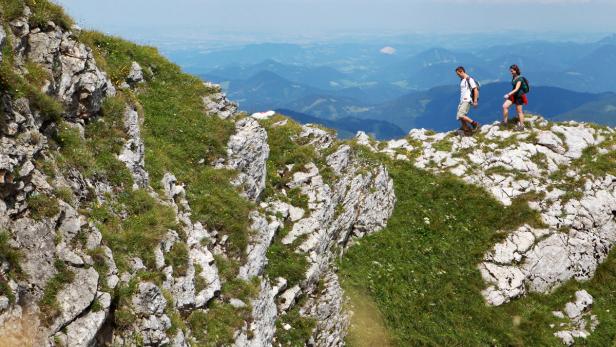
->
<box><xmin>502</xmin><ymin>64</ymin><xmax>528</xmax><ymax>131</ymax></box>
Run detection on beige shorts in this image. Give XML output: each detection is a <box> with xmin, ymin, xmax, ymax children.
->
<box><xmin>456</xmin><ymin>102</ymin><xmax>471</xmax><ymax>120</ymax></box>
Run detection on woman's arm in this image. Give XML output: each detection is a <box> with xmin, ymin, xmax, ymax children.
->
<box><xmin>507</xmin><ymin>81</ymin><xmax>522</xmax><ymax>97</ymax></box>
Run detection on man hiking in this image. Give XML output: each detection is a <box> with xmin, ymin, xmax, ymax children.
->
<box><xmin>455</xmin><ymin>66</ymin><xmax>480</xmax><ymax>134</ymax></box>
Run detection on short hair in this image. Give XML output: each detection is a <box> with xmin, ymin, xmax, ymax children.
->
<box><xmin>509</xmin><ymin>64</ymin><xmax>521</xmax><ymax>75</ymax></box>
<box><xmin>455</xmin><ymin>66</ymin><xmax>465</xmax><ymax>73</ymax></box>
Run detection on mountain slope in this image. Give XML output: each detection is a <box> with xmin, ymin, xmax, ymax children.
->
<box><xmin>0</xmin><ymin>3</ymin><xmax>395</xmax><ymax>346</ymax></box>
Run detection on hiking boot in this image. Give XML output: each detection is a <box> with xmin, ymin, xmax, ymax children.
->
<box><xmin>514</xmin><ymin>124</ymin><xmax>525</xmax><ymax>131</ymax></box>
<box><xmin>471</xmin><ymin>121</ymin><xmax>480</xmax><ymax>133</ymax></box>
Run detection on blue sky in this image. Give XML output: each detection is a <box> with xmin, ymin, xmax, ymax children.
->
<box><xmin>55</xmin><ymin>0</ymin><xmax>616</xmax><ymax>42</ymax></box>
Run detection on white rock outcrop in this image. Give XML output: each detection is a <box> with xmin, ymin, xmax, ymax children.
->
<box><xmin>222</xmin><ymin>118</ymin><xmax>270</xmax><ymax>202</ymax></box>
<box><xmin>553</xmin><ymin>290</ymin><xmax>598</xmax><ymax>345</ymax></box>
<box><xmin>118</xmin><ymin>106</ymin><xmax>149</xmax><ymax>188</ymax></box>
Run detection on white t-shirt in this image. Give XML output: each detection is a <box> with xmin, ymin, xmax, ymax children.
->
<box><xmin>460</xmin><ymin>77</ymin><xmax>478</xmax><ymax>103</ymax></box>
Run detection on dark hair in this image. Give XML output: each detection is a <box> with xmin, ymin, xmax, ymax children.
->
<box><xmin>509</xmin><ymin>64</ymin><xmax>521</xmax><ymax>76</ymax></box>
<box><xmin>455</xmin><ymin>66</ymin><xmax>466</xmax><ymax>73</ymax></box>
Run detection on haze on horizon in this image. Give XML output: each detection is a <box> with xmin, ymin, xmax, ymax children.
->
<box><xmin>55</xmin><ymin>0</ymin><xmax>616</xmax><ymax>44</ymax></box>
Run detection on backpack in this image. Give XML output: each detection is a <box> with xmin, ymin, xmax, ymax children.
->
<box><xmin>466</xmin><ymin>77</ymin><xmax>480</xmax><ymax>100</ymax></box>
<box><xmin>515</xmin><ymin>76</ymin><xmax>530</xmax><ymax>94</ymax></box>
<box><xmin>521</xmin><ymin>76</ymin><xmax>530</xmax><ymax>94</ymax></box>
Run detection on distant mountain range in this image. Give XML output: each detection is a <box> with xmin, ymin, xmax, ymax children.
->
<box><xmin>185</xmin><ymin>35</ymin><xmax>616</xmax><ymax>138</ymax></box>
<box><xmin>205</xmin><ymin>67</ymin><xmax>616</xmax><ymax>135</ymax></box>
<box><xmin>273</xmin><ymin>109</ymin><xmax>405</xmax><ymax>140</ymax></box>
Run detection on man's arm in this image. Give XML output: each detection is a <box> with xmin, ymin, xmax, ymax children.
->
<box><xmin>472</xmin><ymin>87</ymin><xmax>479</xmax><ymax>105</ymax></box>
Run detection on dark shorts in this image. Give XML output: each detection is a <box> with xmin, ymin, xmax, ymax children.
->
<box><xmin>508</xmin><ymin>94</ymin><xmax>528</xmax><ymax>106</ymax></box>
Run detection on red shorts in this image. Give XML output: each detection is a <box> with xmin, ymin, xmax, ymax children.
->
<box><xmin>508</xmin><ymin>94</ymin><xmax>528</xmax><ymax>105</ymax></box>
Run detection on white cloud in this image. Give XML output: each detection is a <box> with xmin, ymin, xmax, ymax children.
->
<box><xmin>380</xmin><ymin>46</ymin><xmax>396</xmax><ymax>55</ymax></box>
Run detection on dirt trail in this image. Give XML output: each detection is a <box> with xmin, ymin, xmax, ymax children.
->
<box><xmin>345</xmin><ymin>287</ymin><xmax>395</xmax><ymax>347</ymax></box>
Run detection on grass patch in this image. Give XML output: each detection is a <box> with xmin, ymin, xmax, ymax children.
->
<box><xmin>165</xmin><ymin>242</ymin><xmax>189</xmax><ymax>277</ymax></box>
<box><xmin>0</xmin><ymin>0</ymin><xmax>73</xmax><ymax>30</ymax></box>
<box><xmin>275</xmin><ymin>302</ymin><xmax>317</xmax><ymax>347</ymax></box>
<box><xmin>90</xmin><ymin>189</ymin><xmax>178</xmax><ymax>272</ymax></box>
<box><xmin>432</xmin><ymin>136</ymin><xmax>454</xmax><ymax>153</ymax></box>
<box><xmin>221</xmin><ymin>277</ymin><xmax>260</xmax><ymax>303</ymax></box>
<box><xmin>188</xmin><ymin>301</ymin><xmax>250</xmax><ymax>346</ymax></box>
<box><xmin>266</xmin><ymin>233</ymin><xmax>309</xmax><ymax>289</ymax></box>
<box><xmin>52</xmin><ymin>95</ymin><xmax>133</xmax><ymax>188</ymax></box>
<box><xmin>261</xmin><ymin>115</ymin><xmax>318</xmax><ymax>199</ymax></box>
<box><xmin>26</xmin><ymin>193</ymin><xmax>59</xmax><ymax>220</ymax></box>
<box><xmin>339</xmin><ymin>161</ymin><xmax>564</xmax><ymax>346</ymax></box>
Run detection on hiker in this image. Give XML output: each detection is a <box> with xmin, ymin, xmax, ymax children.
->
<box><xmin>455</xmin><ymin>66</ymin><xmax>480</xmax><ymax>134</ymax></box>
<box><xmin>502</xmin><ymin>64</ymin><xmax>528</xmax><ymax>131</ymax></box>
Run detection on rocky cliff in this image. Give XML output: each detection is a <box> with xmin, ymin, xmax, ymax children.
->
<box><xmin>0</xmin><ymin>3</ymin><xmax>395</xmax><ymax>346</ymax></box>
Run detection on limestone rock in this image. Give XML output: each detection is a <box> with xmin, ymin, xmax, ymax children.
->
<box><xmin>126</xmin><ymin>61</ymin><xmax>144</xmax><ymax>85</ymax></box>
<box><xmin>300</xmin><ymin>125</ymin><xmax>334</xmax><ymax>150</ymax></box>
<box><xmin>27</xmin><ymin>27</ymin><xmax>114</xmax><ymax>120</ymax></box>
<box><xmin>224</xmin><ymin>118</ymin><xmax>270</xmax><ymax>201</ymax></box>
<box><xmin>118</xmin><ymin>106</ymin><xmax>149</xmax><ymax>188</ymax></box>
<box><xmin>0</xmin><ymin>25</ymin><xmax>7</xmax><ymax>62</ymax></box>
<box><xmin>64</xmin><ymin>292</ymin><xmax>111</xmax><ymax>347</ymax></box>
<box><xmin>52</xmin><ymin>267</ymin><xmax>99</xmax><ymax>333</ymax></box>
<box><xmin>132</xmin><ymin>282</ymin><xmax>166</xmax><ymax>316</ymax></box>
<box><xmin>278</xmin><ymin>285</ymin><xmax>301</xmax><ymax>312</ymax></box>
<box><xmin>233</xmin><ymin>280</ymin><xmax>277</xmax><ymax>347</ymax></box>
<box><xmin>304</xmin><ymin>271</ymin><xmax>349</xmax><ymax>347</ymax></box>
<box><xmin>238</xmin><ymin>212</ymin><xmax>279</xmax><ymax>280</ymax></box>
<box><xmin>553</xmin><ymin>290</ymin><xmax>598</xmax><ymax>345</ymax></box>
<box><xmin>202</xmin><ymin>82</ymin><xmax>238</xmax><ymax>119</ymax></box>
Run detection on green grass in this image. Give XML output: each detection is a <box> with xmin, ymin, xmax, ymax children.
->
<box><xmin>0</xmin><ymin>0</ymin><xmax>73</xmax><ymax>30</ymax></box>
<box><xmin>90</xmin><ymin>189</ymin><xmax>178</xmax><ymax>272</ymax></box>
<box><xmin>339</xmin><ymin>161</ymin><xmax>578</xmax><ymax>346</ymax></box>
<box><xmin>79</xmin><ymin>32</ymin><xmax>252</xmax><ymax>258</ymax></box>
<box><xmin>275</xmin><ymin>302</ymin><xmax>317</xmax><ymax>346</ymax></box>
<box><xmin>188</xmin><ymin>301</ymin><xmax>250</xmax><ymax>346</ymax></box>
<box><xmin>26</xmin><ymin>193</ymin><xmax>60</xmax><ymax>220</ymax></box>
<box><xmin>165</xmin><ymin>242</ymin><xmax>189</xmax><ymax>277</ymax></box>
<box><xmin>266</xmin><ymin>227</ymin><xmax>309</xmax><ymax>289</ymax></box>
<box><xmin>52</xmin><ymin>96</ymin><xmax>133</xmax><ymax>188</ymax></box>
<box><xmin>0</xmin><ymin>231</ymin><xmax>22</xmax><ymax>303</ymax></box>
<box><xmin>260</xmin><ymin>114</ymin><xmax>318</xmax><ymax>200</ymax></box>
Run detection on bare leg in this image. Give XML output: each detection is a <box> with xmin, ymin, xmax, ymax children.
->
<box><xmin>516</xmin><ymin>105</ymin><xmax>525</xmax><ymax>125</ymax></box>
<box><xmin>459</xmin><ymin>115</ymin><xmax>473</xmax><ymax>126</ymax></box>
<box><xmin>502</xmin><ymin>100</ymin><xmax>513</xmax><ymax>124</ymax></box>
